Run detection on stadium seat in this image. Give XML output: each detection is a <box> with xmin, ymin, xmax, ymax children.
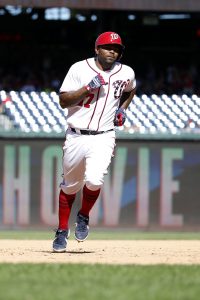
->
<box><xmin>1</xmin><ymin>90</ymin><xmax>200</xmax><ymax>134</ymax></box>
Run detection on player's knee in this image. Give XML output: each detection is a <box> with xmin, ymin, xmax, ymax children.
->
<box><xmin>85</xmin><ymin>179</ymin><xmax>103</xmax><ymax>191</ymax></box>
<box><xmin>60</xmin><ymin>181</ymin><xmax>82</xmax><ymax>194</ymax></box>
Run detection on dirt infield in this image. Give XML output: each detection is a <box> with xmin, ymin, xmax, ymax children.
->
<box><xmin>1</xmin><ymin>240</ymin><xmax>200</xmax><ymax>264</ymax></box>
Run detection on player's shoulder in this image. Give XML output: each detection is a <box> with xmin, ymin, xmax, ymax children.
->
<box><xmin>117</xmin><ymin>63</ymin><xmax>136</xmax><ymax>79</ymax></box>
<box><xmin>121</xmin><ymin>63</ymin><xmax>135</xmax><ymax>74</ymax></box>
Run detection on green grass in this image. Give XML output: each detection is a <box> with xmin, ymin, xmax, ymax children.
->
<box><xmin>0</xmin><ymin>229</ymin><xmax>200</xmax><ymax>240</ymax></box>
<box><xmin>0</xmin><ymin>264</ymin><xmax>200</xmax><ymax>300</ymax></box>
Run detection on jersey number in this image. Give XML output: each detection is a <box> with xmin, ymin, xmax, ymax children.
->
<box><xmin>78</xmin><ymin>93</ymin><xmax>94</xmax><ymax>108</ymax></box>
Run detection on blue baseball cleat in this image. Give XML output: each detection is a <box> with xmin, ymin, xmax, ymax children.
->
<box><xmin>52</xmin><ymin>229</ymin><xmax>70</xmax><ymax>252</ymax></box>
<box><xmin>75</xmin><ymin>213</ymin><xmax>89</xmax><ymax>242</ymax></box>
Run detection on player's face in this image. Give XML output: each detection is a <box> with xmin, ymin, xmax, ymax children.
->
<box><xmin>95</xmin><ymin>44</ymin><xmax>121</xmax><ymax>70</ymax></box>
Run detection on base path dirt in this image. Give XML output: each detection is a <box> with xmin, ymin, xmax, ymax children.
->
<box><xmin>0</xmin><ymin>240</ymin><xmax>200</xmax><ymax>265</ymax></box>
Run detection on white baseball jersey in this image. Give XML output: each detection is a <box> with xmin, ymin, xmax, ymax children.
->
<box><xmin>60</xmin><ymin>57</ymin><xmax>136</xmax><ymax>131</ymax></box>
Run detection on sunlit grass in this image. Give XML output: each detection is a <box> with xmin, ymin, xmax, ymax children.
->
<box><xmin>0</xmin><ymin>264</ymin><xmax>200</xmax><ymax>300</ymax></box>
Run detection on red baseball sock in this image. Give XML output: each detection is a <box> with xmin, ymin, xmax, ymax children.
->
<box><xmin>58</xmin><ymin>189</ymin><xmax>76</xmax><ymax>230</ymax></box>
<box><xmin>79</xmin><ymin>185</ymin><xmax>100</xmax><ymax>217</ymax></box>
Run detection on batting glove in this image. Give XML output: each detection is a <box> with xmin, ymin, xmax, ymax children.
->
<box><xmin>114</xmin><ymin>107</ymin><xmax>126</xmax><ymax>126</ymax></box>
<box><xmin>86</xmin><ymin>73</ymin><xmax>106</xmax><ymax>92</ymax></box>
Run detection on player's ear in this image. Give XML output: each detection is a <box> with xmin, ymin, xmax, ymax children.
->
<box><xmin>95</xmin><ymin>47</ymin><xmax>99</xmax><ymax>55</ymax></box>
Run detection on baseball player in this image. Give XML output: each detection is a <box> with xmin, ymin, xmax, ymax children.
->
<box><xmin>53</xmin><ymin>31</ymin><xmax>136</xmax><ymax>252</ymax></box>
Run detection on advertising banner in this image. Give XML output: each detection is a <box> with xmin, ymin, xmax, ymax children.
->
<box><xmin>1</xmin><ymin>138</ymin><xmax>200</xmax><ymax>230</ymax></box>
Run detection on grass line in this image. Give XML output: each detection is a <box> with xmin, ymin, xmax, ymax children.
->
<box><xmin>0</xmin><ymin>229</ymin><xmax>200</xmax><ymax>240</ymax></box>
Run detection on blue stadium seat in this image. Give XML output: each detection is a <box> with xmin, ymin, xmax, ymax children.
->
<box><xmin>1</xmin><ymin>90</ymin><xmax>200</xmax><ymax>134</ymax></box>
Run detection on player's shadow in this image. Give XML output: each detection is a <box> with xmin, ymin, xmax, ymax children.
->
<box><xmin>37</xmin><ymin>250</ymin><xmax>95</xmax><ymax>254</ymax></box>
<box><xmin>67</xmin><ymin>250</ymin><xmax>95</xmax><ymax>254</ymax></box>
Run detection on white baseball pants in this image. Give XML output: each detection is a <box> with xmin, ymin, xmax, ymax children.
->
<box><xmin>60</xmin><ymin>130</ymin><xmax>116</xmax><ymax>194</ymax></box>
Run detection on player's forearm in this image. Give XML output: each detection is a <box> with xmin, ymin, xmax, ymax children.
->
<box><xmin>119</xmin><ymin>88</ymin><xmax>136</xmax><ymax>110</ymax></box>
<box><xmin>59</xmin><ymin>87</ymin><xmax>89</xmax><ymax>108</ymax></box>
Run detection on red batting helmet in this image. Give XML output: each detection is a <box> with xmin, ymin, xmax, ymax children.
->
<box><xmin>95</xmin><ymin>31</ymin><xmax>125</xmax><ymax>50</ymax></box>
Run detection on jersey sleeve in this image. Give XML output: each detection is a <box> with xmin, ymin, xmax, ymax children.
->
<box><xmin>59</xmin><ymin>63</ymin><xmax>81</xmax><ymax>93</ymax></box>
<box><xmin>123</xmin><ymin>67</ymin><xmax>136</xmax><ymax>92</ymax></box>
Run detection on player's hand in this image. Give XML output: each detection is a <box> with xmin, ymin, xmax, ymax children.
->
<box><xmin>86</xmin><ymin>74</ymin><xmax>107</xmax><ymax>92</ymax></box>
<box><xmin>114</xmin><ymin>107</ymin><xmax>126</xmax><ymax>126</ymax></box>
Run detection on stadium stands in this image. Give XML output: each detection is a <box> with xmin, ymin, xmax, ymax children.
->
<box><xmin>0</xmin><ymin>90</ymin><xmax>66</xmax><ymax>133</ymax></box>
<box><xmin>1</xmin><ymin>90</ymin><xmax>200</xmax><ymax>134</ymax></box>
